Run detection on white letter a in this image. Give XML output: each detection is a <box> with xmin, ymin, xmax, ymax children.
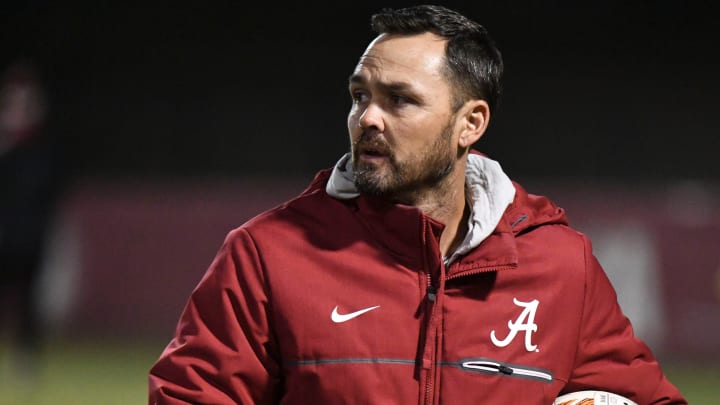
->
<box><xmin>490</xmin><ymin>298</ymin><xmax>539</xmax><ymax>352</ymax></box>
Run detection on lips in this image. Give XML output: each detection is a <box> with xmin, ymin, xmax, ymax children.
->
<box><xmin>360</xmin><ymin>147</ymin><xmax>387</xmax><ymax>157</ymax></box>
<box><xmin>356</xmin><ymin>137</ymin><xmax>391</xmax><ymax>158</ymax></box>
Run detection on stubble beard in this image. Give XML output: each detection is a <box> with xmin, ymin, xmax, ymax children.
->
<box><xmin>352</xmin><ymin>121</ymin><xmax>457</xmax><ymax>203</ymax></box>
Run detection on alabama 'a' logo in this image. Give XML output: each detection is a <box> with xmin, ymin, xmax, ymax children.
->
<box><xmin>490</xmin><ymin>298</ymin><xmax>540</xmax><ymax>352</ymax></box>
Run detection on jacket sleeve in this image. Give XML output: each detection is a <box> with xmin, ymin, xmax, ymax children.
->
<box><xmin>563</xmin><ymin>236</ymin><xmax>686</xmax><ymax>404</ymax></box>
<box><xmin>149</xmin><ymin>228</ymin><xmax>281</xmax><ymax>404</ymax></box>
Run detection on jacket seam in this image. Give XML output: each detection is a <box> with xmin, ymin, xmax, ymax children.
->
<box><xmin>568</xmin><ymin>235</ymin><xmax>591</xmax><ymax>382</ymax></box>
<box><xmin>238</xmin><ymin>227</ymin><xmax>282</xmax><ymax>373</ymax></box>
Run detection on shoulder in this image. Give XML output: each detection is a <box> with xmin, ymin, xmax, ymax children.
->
<box><xmin>505</xmin><ymin>180</ymin><xmax>596</xmax><ymax>269</ymax></box>
<box><xmin>225</xmin><ymin>169</ymin><xmax>353</xmax><ymax>243</ymax></box>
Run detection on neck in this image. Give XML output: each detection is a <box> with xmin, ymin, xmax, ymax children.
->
<box><xmin>422</xmin><ymin>190</ymin><xmax>468</xmax><ymax>258</ymax></box>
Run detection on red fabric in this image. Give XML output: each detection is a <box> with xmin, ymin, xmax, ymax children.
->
<box><xmin>149</xmin><ymin>167</ymin><xmax>686</xmax><ymax>404</ymax></box>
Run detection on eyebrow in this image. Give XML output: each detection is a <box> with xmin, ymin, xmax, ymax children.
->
<box><xmin>348</xmin><ymin>74</ymin><xmax>416</xmax><ymax>95</ymax></box>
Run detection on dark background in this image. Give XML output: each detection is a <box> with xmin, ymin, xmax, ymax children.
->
<box><xmin>2</xmin><ymin>1</ymin><xmax>718</xmax><ymax>184</ymax></box>
<box><xmin>1</xmin><ymin>4</ymin><xmax>719</xmax><ymax>401</ymax></box>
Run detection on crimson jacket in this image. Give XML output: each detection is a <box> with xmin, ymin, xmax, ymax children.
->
<box><xmin>149</xmin><ymin>153</ymin><xmax>686</xmax><ymax>404</ymax></box>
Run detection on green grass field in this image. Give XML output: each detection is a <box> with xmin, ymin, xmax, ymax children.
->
<box><xmin>663</xmin><ymin>364</ymin><xmax>720</xmax><ymax>404</ymax></box>
<box><xmin>0</xmin><ymin>340</ymin><xmax>161</xmax><ymax>405</ymax></box>
<box><xmin>1</xmin><ymin>340</ymin><xmax>717</xmax><ymax>404</ymax></box>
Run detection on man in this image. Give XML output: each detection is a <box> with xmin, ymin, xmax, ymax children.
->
<box><xmin>149</xmin><ymin>5</ymin><xmax>686</xmax><ymax>404</ymax></box>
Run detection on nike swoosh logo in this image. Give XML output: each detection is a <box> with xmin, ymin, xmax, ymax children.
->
<box><xmin>331</xmin><ymin>305</ymin><xmax>380</xmax><ymax>323</ymax></box>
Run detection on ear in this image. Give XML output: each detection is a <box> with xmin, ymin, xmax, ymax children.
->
<box><xmin>457</xmin><ymin>100</ymin><xmax>490</xmax><ymax>149</ymax></box>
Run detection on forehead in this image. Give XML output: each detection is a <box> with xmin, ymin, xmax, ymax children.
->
<box><xmin>352</xmin><ymin>32</ymin><xmax>449</xmax><ymax>89</ymax></box>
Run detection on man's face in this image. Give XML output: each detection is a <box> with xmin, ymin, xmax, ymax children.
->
<box><xmin>347</xmin><ymin>32</ymin><xmax>461</xmax><ymax>201</ymax></box>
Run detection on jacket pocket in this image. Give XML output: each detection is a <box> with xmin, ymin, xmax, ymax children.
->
<box><xmin>457</xmin><ymin>358</ymin><xmax>553</xmax><ymax>384</ymax></box>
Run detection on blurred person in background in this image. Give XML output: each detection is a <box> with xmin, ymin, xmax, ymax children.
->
<box><xmin>0</xmin><ymin>59</ymin><xmax>65</xmax><ymax>376</ymax></box>
<box><xmin>149</xmin><ymin>5</ymin><xmax>686</xmax><ymax>404</ymax></box>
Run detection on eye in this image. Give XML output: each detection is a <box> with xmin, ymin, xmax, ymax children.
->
<box><xmin>390</xmin><ymin>94</ymin><xmax>413</xmax><ymax>106</ymax></box>
<box><xmin>351</xmin><ymin>90</ymin><xmax>369</xmax><ymax>104</ymax></box>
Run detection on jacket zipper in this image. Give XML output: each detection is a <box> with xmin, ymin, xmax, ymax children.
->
<box><xmin>460</xmin><ymin>360</ymin><xmax>553</xmax><ymax>383</ymax></box>
<box><xmin>424</xmin><ymin>275</ymin><xmax>437</xmax><ymax>405</ymax></box>
<box><xmin>426</xmin><ymin>280</ymin><xmax>437</xmax><ymax>302</ymax></box>
<box><xmin>421</xmin><ymin>215</ymin><xmax>443</xmax><ymax>405</ymax></box>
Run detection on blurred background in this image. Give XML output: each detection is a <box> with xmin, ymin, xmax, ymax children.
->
<box><xmin>1</xmin><ymin>1</ymin><xmax>718</xmax><ymax>403</ymax></box>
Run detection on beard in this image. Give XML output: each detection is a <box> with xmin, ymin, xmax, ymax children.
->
<box><xmin>352</xmin><ymin>120</ymin><xmax>457</xmax><ymax>202</ymax></box>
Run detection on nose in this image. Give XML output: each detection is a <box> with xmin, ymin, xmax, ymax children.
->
<box><xmin>358</xmin><ymin>103</ymin><xmax>384</xmax><ymax>132</ymax></box>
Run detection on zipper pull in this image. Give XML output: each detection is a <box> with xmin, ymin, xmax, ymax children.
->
<box><xmin>498</xmin><ymin>365</ymin><xmax>514</xmax><ymax>375</ymax></box>
<box><xmin>427</xmin><ymin>285</ymin><xmax>437</xmax><ymax>302</ymax></box>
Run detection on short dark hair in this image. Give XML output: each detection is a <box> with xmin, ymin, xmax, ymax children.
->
<box><xmin>371</xmin><ymin>4</ymin><xmax>503</xmax><ymax>112</ymax></box>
